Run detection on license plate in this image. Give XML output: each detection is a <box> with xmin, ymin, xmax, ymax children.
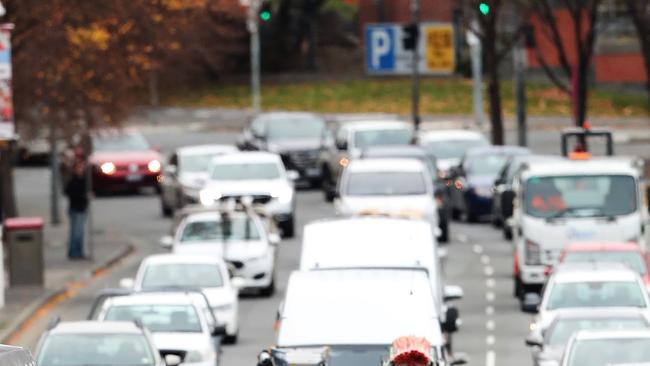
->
<box><xmin>126</xmin><ymin>174</ymin><xmax>143</xmax><ymax>182</ymax></box>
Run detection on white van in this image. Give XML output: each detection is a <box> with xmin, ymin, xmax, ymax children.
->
<box><xmin>510</xmin><ymin>157</ymin><xmax>650</xmax><ymax>298</ymax></box>
<box><xmin>275</xmin><ymin>268</ymin><xmax>447</xmax><ymax>364</ymax></box>
<box><xmin>300</xmin><ymin>216</ymin><xmax>462</xmax><ymax>334</ymax></box>
<box><xmin>0</xmin><ymin>345</ymin><xmax>36</xmax><ymax>366</ymax></box>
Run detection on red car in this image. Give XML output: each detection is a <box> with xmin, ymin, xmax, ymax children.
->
<box><xmin>558</xmin><ymin>242</ymin><xmax>650</xmax><ymax>290</ymax></box>
<box><xmin>89</xmin><ymin>129</ymin><xmax>163</xmax><ymax>194</ymax></box>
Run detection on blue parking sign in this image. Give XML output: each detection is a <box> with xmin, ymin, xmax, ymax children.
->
<box><xmin>365</xmin><ymin>25</ymin><xmax>395</xmax><ymax>73</ymax></box>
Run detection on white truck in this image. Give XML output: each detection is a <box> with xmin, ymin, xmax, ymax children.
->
<box><xmin>509</xmin><ymin>156</ymin><xmax>650</xmax><ymax>299</ymax></box>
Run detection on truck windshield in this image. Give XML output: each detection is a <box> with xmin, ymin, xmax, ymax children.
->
<box><xmin>328</xmin><ymin>345</ymin><xmax>392</xmax><ymax>366</ymax></box>
<box><xmin>524</xmin><ymin>175</ymin><xmax>637</xmax><ymax>218</ymax></box>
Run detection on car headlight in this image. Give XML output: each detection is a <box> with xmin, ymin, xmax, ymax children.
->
<box><xmin>212</xmin><ymin>304</ymin><xmax>232</xmax><ymax>312</ymax></box>
<box><xmin>473</xmin><ymin>186</ymin><xmax>493</xmax><ymax>198</ymax></box>
<box><xmin>199</xmin><ymin>189</ymin><xmax>221</xmax><ymax>205</ymax></box>
<box><xmin>100</xmin><ymin>162</ymin><xmax>116</xmax><ymax>175</ymax></box>
<box><xmin>271</xmin><ymin>186</ymin><xmax>293</xmax><ymax>204</ymax></box>
<box><xmin>525</xmin><ymin>239</ymin><xmax>542</xmax><ymax>265</ymax></box>
<box><xmin>185</xmin><ymin>349</ymin><xmax>215</xmax><ymax>363</ymax></box>
<box><xmin>147</xmin><ymin>159</ymin><xmax>161</xmax><ymax>173</ymax></box>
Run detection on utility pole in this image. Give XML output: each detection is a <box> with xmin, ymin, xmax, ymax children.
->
<box><xmin>410</xmin><ymin>0</ymin><xmax>421</xmax><ymax>132</ymax></box>
<box><xmin>246</xmin><ymin>0</ymin><xmax>262</xmax><ymax>115</ymax></box>
<box><xmin>467</xmin><ymin>24</ymin><xmax>484</xmax><ymax>130</ymax></box>
<box><xmin>513</xmin><ymin>34</ymin><xmax>527</xmax><ymax>147</ymax></box>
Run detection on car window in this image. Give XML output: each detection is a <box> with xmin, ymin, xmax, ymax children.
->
<box><xmin>563</xmin><ymin>251</ymin><xmax>647</xmax><ymax>275</ymax></box>
<box><xmin>547</xmin><ymin>281</ymin><xmax>646</xmax><ymax>310</ymax></box>
<box><xmin>211</xmin><ymin>162</ymin><xmax>281</xmax><ymax>180</ymax></box>
<box><xmin>345</xmin><ymin>171</ymin><xmax>428</xmax><ymax>196</ymax></box>
<box><xmin>353</xmin><ymin>129</ymin><xmax>412</xmax><ymax>149</ymax></box>
<box><xmin>465</xmin><ymin>154</ymin><xmax>509</xmax><ymax>176</ymax></box>
<box><xmin>141</xmin><ymin>263</ymin><xmax>224</xmax><ymax>289</ymax></box>
<box><xmin>180</xmin><ymin>216</ymin><xmax>261</xmax><ymax>242</ymax></box>
<box><xmin>105</xmin><ymin>304</ymin><xmax>203</xmax><ymax>333</ymax></box>
<box><xmin>546</xmin><ymin>317</ymin><xmax>648</xmax><ymax>346</ymax></box>
<box><xmin>567</xmin><ymin>337</ymin><xmax>650</xmax><ymax>366</ymax></box>
<box><xmin>93</xmin><ymin>133</ymin><xmax>150</xmax><ymax>152</ymax></box>
<box><xmin>266</xmin><ymin>117</ymin><xmax>325</xmax><ymax>140</ymax></box>
<box><xmin>422</xmin><ymin>138</ymin><xmax>488</xmax><ymax>160</ymax></box>
<box><xmin>37</xmin><ymin>333</ymin><xmax>155</xmax><ymax>366</ymax></box>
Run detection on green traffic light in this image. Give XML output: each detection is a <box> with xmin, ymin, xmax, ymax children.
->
<box><xmin>260</xmin><ymin>11</ymin><xmax>271</xmax><ymax>21</ymax></box>
<box><xmin>479</xmin><ymin>2</ymin><xmax>490</xmax><ymax>15</ymax></box>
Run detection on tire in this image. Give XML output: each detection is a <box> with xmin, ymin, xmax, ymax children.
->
<box><xmin>309</xmin><ymin>177</ymin><xmax>322</xmax><ymax>189</ymax></box>
<box><xmin>161</xmin><ymin>199</ymin><xmax>173</xmax><ymax>217</ymax></box>
<box><xmin>281</xmin><ymin>216</ymin><xmax>295</xmax><ymax>238</ymax></box>
<box><xmin>260</xmin><ymin>277</ymin><xmax>276</xmax><ymax>297</ymax></box>
<box><xmin>514</xmin><ymin>276</ymin><xmax>523</xmax><ymax>298</ymax></box>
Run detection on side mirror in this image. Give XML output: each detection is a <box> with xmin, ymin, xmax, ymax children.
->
<box><xmin>268</xmin><ymin>232</ymin><xmax>281</xmax><ymax>245</ymax></box>
<box><xmin>119</xmin><ymin>278</ymin><xmax>134</xmax><ymax>289</ymax></box>
<box><xmin>159</xmin><ymin>235</ymin><xmax>174</xmax><ymax>250</ymax></box>
<box><xmin>164</xmin><ymin>354</ymin><xmax>182</xmax><ymax>366</ymax></box>
<box><xmin>502</xmin><ymin>189</ymin><xmax>516</xmax><ymax>218</ymax></box>
<box><xmin>257</xmin><ymin>350</ymin><xmax>274</xmax><ymax>366</ymax></box>
<box><xmin>287</xmin><ymin>170</ymin><xmax>300</xmax><ymax>181</ymax></box>
<box><xmin>444</xmin><ymin>285</ymin><xmax>464</xmax><ymax>302</ymax></box>
<box><xmin>231</xmin><ymin>276</ymin><xmax>246</xmax><ymax>290</ymax></box>
<box><xmin>525</xmin><ymin>332</ymin><xmax>544</xmax><ymax>347</ymax></box>
<box><xmin>442</xmin><ymin>306</ymin><xmax>460</xmax><ymax>333</ymax></box>
<box><xmin>521</xmin><ymin>293</ymin><xmax>542</xmax><ymax>313</ymax></box>
<box><xmin>450</xmin><ymin>353</ymin><xmax>469</xmax><ymax>366</ymax></box>
<box><xmin>335</xmin><ymin>139</ymin><xmax>348</xmax><ymax>151</ymax></box>
<box><xmin>211</xmin><ymin>324</ymin><xmax>227</xmax><ymax>336</ymax></box>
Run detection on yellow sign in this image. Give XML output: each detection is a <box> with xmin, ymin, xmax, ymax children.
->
<box><xmin>424</xmin><ymin>25</ymin><xmax>455</xmax><ymax>74</ymax></box>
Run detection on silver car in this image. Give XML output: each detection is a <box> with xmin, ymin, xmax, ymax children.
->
<box><xmin>560</xmin><ymin>329</ymin><xmax>650</xmax><ymax>366</ymax></box>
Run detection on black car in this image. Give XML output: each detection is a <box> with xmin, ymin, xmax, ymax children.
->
<box><xmin>237</xmin><ymin>112</ymin><xmax>326</xmax><ymax>186</ymax></box>
<box><xmin>491</xmin><ymin>155</ymin><xmax>560</xmax><ymax>238</ymax></box>
<box><xmin>360</xmin><ymin>145</ymin><xmax>451</xmax><ymax>242</ymax></box>
<box><xmin>448</xmin><ymin>146</ymin><xmax>530</xmax><ymax>223</ymax></box>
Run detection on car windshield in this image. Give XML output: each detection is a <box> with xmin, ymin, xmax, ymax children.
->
<box><xmin>567</xmin><ymin>337</ymin><xmax>650</xmax><ymax>366</ymax></box>
<box><xmin>423</xmin><ymin>138</ymin><xmax>488</xmax><ymax>160</ymax></box>
<box><xmin>345</xmin><ymin>172</ymin><xmax>427</xmax><ymax>196</ymax></box>
<box><xmin>547</xmin><ymin>317</ymin><xmax>648</xmax><ymax>346</ymax></box>
<box><xmin>465</xmin><ymin>154</ymin><xmax>509</xmax><ymax>175</ymax></box>
<box><xmin>180</xmin><ymin>216</ymin><xmax>261</xmax><ymax>242</ymax></box>
<box><xmin>141</xmin><ymin>263</ymin><xmax>223</xmax><ymax>289</ymax></box>
<box><xmin>353</xmin><ymin>129</ymin><xmax>412</xmax><ymax>149</ymax></box>
<box><xmin>180</xmin><ymin>153</ymin><xmax>225</xmax><ymax>173</ymax></box>
<box><xmin>524</xmin><ymin>175</ymin><xmax>638</xmax><ymax>219</ymax></box>
<box><xmin>267</xmin><ymin>117</ymin><xmax>325</xmax><ymax>140</ymax></box>
<box><xmin>37</xmin><ymin>333</ymin><xmax>155</xmax><ymax>366</ymax></box>
<box><xmin>327</xmin><ymin>346</ymin><xmax>392</xmax><ymax>366</ymax></box>
<box><xmin>93</xmin><ymin>133</ymin><xmax>150</xmax><ymax>152</ymax></box>
<box><xmin>564</xmin><ymin>251</ymin><xmax>647</xmax><ymax>275</ymax></box>
<box><xmin>211</xmin><ymin>162</ymin><xmax>281</xmax><ymax>180</ymax></box>
<box><xmin>547</xmin><ymin>281</ymin><xmax>646</xmax><ymax>310</ymax></box>
<box><xmin>105</xmin><ymin>304</ymin><xmax>202</xmax><ymax>333</ymax></box>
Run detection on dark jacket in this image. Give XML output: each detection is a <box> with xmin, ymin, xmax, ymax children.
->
<box><xmin>65</xmin><ymin>174</ymin><xmax>88</xmax><ymax>212</ymax></box>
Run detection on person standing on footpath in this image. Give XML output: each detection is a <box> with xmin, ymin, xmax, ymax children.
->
<box><xmin>64</xmin><ymin>158</ymin><xmax>89</xmax><ymax>259</ymax></box>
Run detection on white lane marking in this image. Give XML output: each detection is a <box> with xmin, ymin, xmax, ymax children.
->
<box><xmin>486</xmin><ymin>278</ymin><xmax>496</xmax><ymax>288</ymax></box>
<box><xmin>484</xmin><ymin>266</ymin><xmax>494</xmax><ymax>276</ymax></box>
<box><xmin>486</xmin><ymin>350</ymin><xmax>496</xmax><ymax>366</ymax></box>
<box><xmin>485</xmin><ymin>306</ymin><xmax>494</xmax><ymax>315</ymax></box>
<box><xmin>486</xmin><ymin>319</ymin><xmax>495</xmax><ymax>331</ymax></box>
<box><xmin>486</xmin><ymin>291</ymin><xmax>495</xmax><ymax>302</ymax></box>
<box><xmin>486</xmin><ymin>335</ymin><xmax>496</xmax><ymax>345</ymax></box>
<box><xmin>480</xmin><ymin>255</ymin><xmax>491</xmax><ymax>264</ymax></box>
<box><xmin>473</xmin><ymin>244</ymin><xmax>483</xmax><ymax>254</ymax></box>
<box><xmin>457</xmin><ymin>233</ymin><xmax>469</xmax><ymax>243</ymax></box>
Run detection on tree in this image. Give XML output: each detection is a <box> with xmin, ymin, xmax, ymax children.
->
<box><xmin>530</xmin><ymin>0</ymin><xmax>603</xmax><ymax>127</ymax></box>
<box><xmin>623</xmin><ymin>0</ymin><xmax>650</xmax><ymax>108</ymax></box>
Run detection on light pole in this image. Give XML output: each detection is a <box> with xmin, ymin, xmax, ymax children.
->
<box><xmin>410</xmin><ymin>0</ymin><xmax>421</xmax><ymax>132</ymax></box>
<box><xmin>246</xmin><ymin>0</ymin><xmax>262</xmax><ymax>115</ymax></box>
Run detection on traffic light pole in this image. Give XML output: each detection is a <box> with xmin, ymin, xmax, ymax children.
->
<box><xmin>247</xmin><ymin>0</ymin><xmax>261</xmax><ymax>115</ymax></box>
<box><xmin>410</xmin><ymin>0</ymin><xmax>421</xmax><ymax>132</ymax></box>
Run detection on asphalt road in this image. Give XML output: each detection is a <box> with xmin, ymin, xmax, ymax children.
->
<box><xmin>11</xmin><ymin>124</ymin><xmax>649</xmax><ymax>366</ymax></box>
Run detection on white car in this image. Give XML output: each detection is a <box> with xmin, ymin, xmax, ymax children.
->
<box><xmin>119</xmin><ymin>254</ymin><xmax>241</xmax><ymax>343</ymax></box>
<box><xmin>96</xmin><ymin>292</ymin><xmax>221</xmax><ymax>365</ymax></box>
<box><xmin>300</xmin><ymin>216</ymin><xmax>463</xmax><ymax>335</ymax></box>
<box><xmin>161</xmin><ymin>209</ymin><xmax>279</xmax><ymax>296</ymax></box>
<box><xmin>199</xmin><ymin>152</ymin><xmax>297</xmax><ymax>237</ymax></box>
<box><xmin>524</xmin><ymin>263</ymin><xmax>650</xmax><ymax>332</ymax></box>
<box><xmin>276</xmin><ymin>268</ymin><xmax>446</xmax><ymax>365</ymax></box>
<box><xmin>160</xmin><ymin>144</ymin><xmax>237</xmax><ymax>216</ymax></box>
<box><xmin>560</xmin><ymin>329</ymin><xmax>650</xmax><ymax>366</ymax></box>
<box><xmin>335</xmin><ymin>158</ymin><xmax>439</xmax><ymax>234</ymax></box>
<box><xmin>417</xmin><ymin>129</ymin><xmax>489</xmax><ymax>178</ymax></box>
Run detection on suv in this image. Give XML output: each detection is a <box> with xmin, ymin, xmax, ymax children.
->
<box><xmin>318</xmin><ymin>120</ymin><xmax>413</xmax><ymax>202</ymax></box>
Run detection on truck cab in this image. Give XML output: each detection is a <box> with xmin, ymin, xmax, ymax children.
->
<box><xmin>510</xmin><ymin>157</ymin><xmax>650</xmax><ymax>298</ymax></box>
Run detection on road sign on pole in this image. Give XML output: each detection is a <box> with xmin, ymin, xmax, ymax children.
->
<box><xmin>467</xmin><ymin>27</ymin><xmax>484</xmax><ymax>129</ymax></box>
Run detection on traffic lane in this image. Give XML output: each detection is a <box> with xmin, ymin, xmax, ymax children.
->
<box><xmin>448</xmin><ymin>221</ymin><xmax>531</xmax><ymax>366</ymax></box>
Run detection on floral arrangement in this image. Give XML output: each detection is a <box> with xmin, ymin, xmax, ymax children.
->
<box><xmin>389</xmin><ymin>336</ymin><xmax>433</xmax><ymax>366</ymax></box>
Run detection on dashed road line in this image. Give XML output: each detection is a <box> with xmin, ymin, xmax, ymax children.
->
<box><xmin>486</xmin><ymin>350</ymin><xmax>496</xmax><ymax>366</ymax></box>
<box><xmin>486</xmin><ymin>278</ymin><xmax>495</xmax><ymax>288</ymax></box>
<box><xmin>480</xmin><ymin>255</ymin><xmax>491</xmax><ymax>264</ymax></box>
<box><xmin>486</xmin><ymin>320</ymin><xmax>495</xmax><ymax>331</ymax></box>
<box><xmin>484</xmin><ymin>266</ymin><xmax>494</xmax><ymax>276</ymax></box>
<box><xmin>486</xmin><ymin>335</ymin><xmax>496</xmax><ymax>345</ymax></box>
<box><xmin>486</xmin><ymin>291</ymin><xmax>495</xmax><ymax>302</ymax></box>
<box><xmin>472</xmin><ymin>244</ymin><xmax>484</xmax><ymax>254</ymax></box>
<box><xmin>485</xmin><ymin>306</ymin><xmax>494</xmax><ymax>315</ymax></box>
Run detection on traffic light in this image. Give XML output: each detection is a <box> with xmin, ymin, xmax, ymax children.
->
<box><xmin>259</xmin><ymin>2</ymin><xmax>272</xmax><ymax>22</ymax></box>
<box><xmin>402</xmin><ymin>23</ymin><xmax>419</xmax><ymax>51</ymax></box>
<box><xmin>479</xmin><ymin>2</ymin><xmax>490</xmax><ymax>16</ymax></box>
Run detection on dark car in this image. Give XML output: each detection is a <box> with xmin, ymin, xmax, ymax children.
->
<box><xmin>360</xmin><ymin>145</ymin><xmax>451</xmax><ymax>243</ymax></box>
<box><xmin>491</xmin><ymin>155</ymin><xmax>560</xmax><ymax>238</ymax></box>
<box><xmin>89</xmin><ymin>129</ymin><xmax>163</xmax><ymax>195</ymax></box>
<box><xmin>448</xmin><ymin>146</ymin><xmax>530</xmax><ymax>222</ymax></box>
<box><xmin>237</xmin><ymin>112</ymin><xmax>326</xmax><ymax>186</ymax></box>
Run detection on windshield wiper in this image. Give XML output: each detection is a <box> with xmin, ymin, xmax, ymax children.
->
<box><xmin>545</xmin><ymin>207</ymin><xmax>582</xmax><ymax>221</ymax></box>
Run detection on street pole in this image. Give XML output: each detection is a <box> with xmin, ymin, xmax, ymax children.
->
<box><xmin>467</xmin><ymin>23</ymin><xmax>484</xmax><ymax>130</ymax></box>
<box><xmin>410</xmin><ymin>0</ymin><xmax>421</xmax><ymax>132</ymax></box>
<box><xmin>247</xmin><ymin>0</ymin><xmax>261</xmax><ymax>115</ymax></box>
<box><xmin>513</xmin><ymin>37</ymin><xmax>527</xmax><ymax>146</ymax></box>
<box><xmin>49</xmin><ymin>120</ymin><xmax>61</xmax><ymax>225</ymax></box>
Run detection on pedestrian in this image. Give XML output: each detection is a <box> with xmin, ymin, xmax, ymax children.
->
<box><xmin>64</xmin><ymin>158</ymin><xmax>88</xmax><ymax>259</ymax></box>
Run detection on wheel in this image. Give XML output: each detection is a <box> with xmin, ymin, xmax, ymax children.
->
<box><xmin>309</xmin><ymin>177</ymin><xmax>322</xmax><ymax>189</ymax></box>
<box><xmin>260</xmin><ymin>277</ymin><xmax>276</xmax><ymax>297</ymax></box>
<box><xmin>161</xmin><ymin>199</ymin><xmax>173</xmax><ymax>217</ymax></box>
<box><xmin>322</xmin><ymin>168</ymin><xmax>336</xmax><ymax>202</ymax></box>
<box><xmin>280</xmin><ymin>216</ymin><xmax>294</xmax><ymax>238</ymax></box>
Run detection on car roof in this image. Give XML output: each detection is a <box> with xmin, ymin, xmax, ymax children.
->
<box><xmin>361</xmin><ymin>146</ymin><xmax>430</xmax><ymax>159</ymax></box>
<box><xmin>572</xmin><ymin>329</ymin><xmax>650</xmax><ymax>341</ymax></box>
<box><xmin>522</xmin><ymin>157</ymin><xmax>641</xmax><ymax>177</ymax></box>
<box><xmin>141</xmin><ymin>253</ymin><xmax>228</xmax><ymax>267</ymax></box>
<box><xmin>176</xmin><ymin>144</ymin><xmax>237</xmax><ymax>156</ymax></box>
<box><xmin>564</xmin><ymin>242</ymin><xmax>643</xmax><ymax>253</ymax></box>
<box><xmin>278</xmin><ymin>268</ymin><xmax>441</xmax><ymax>347</ymax></box>
<box><xmin>418</xmin><ymin>129</ymin><xmax>486</xmax><ymax>141</ymax></box>
<box><xmin>346</xmin><ymin>158</ymin><xmax>427</xmax><ymax>173</ymax></box>
<box><xmin>49</xmin><ymin>321</ymin><xmax>143</xmax><ymax>335</ymax></box>
<box><xmin>211</xmin><ymin>151</ymin><xmax>281</xmax><ymax>164</ymax></box>
<box><xmin>343</xmin><ymin>120</ymin><xmax>412</xmax><ymax>131</ymax></box>
<box><xmin>105</xmin><ymin>292</ymin><xmax>198</xmax><ymax>306</ymax></box>
<box><xmin>301</xmin><ymin>217</ymin><xmax>435</xmax><ymax>270</ymax></box>
<box><xmin>255</xmin><ymin>112</ymin><xmax>323</xmax><ymax>121</ymax></box>
<box><xmin>552</xmin><ymin>263</ymin><xmax>640</xmax><ymax>283</ymax></box>
<box><xmin>466</xmin><ymin>145</ymin><xmax>531</xmax><ymax>157</ymax></box>
<box><xmin>553</xmin><ymin>308</ymin><xmax>649</xmax><ymax>321</ymax></box>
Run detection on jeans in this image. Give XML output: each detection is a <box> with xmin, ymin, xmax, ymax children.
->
<box><xmin>68</xmin><ymin>209</ymin><xmax>86</xmax><ymax>258</ymax></box>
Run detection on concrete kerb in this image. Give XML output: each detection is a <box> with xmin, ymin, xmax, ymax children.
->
<box><xmin>0</xmin><ymin>243</ymin><xmax>135</xmax><ymax>344</ymax></box>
